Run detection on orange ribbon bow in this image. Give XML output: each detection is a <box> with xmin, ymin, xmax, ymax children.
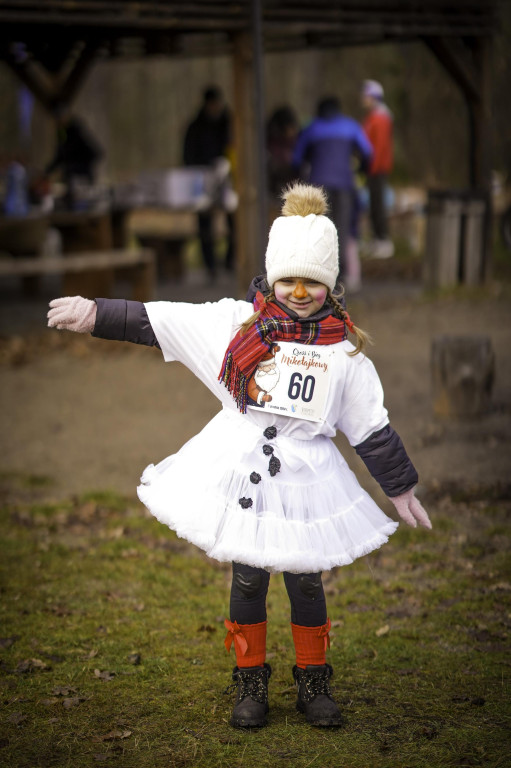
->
<box><xmin>224</xmin><ymin>619</ymin><xmax>248</xmax><ymax>656</ymax></box>
<box><xmin>318</xmin><ymin>618</ymin><xmax>332</xmax><ymax>651</ymax></box>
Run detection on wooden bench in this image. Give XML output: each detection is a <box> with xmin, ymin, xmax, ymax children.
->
<box><xmin>128</xmin><ymin>207</ymin><xmax>198</xmax><ymax>280</ymax></box>
<box><xmin>0</xmin><ymin>248</ymin><xmax>156</xmax><ymax>301</ymax></box>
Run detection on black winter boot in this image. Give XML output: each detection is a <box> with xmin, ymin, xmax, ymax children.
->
<box><xmin>227</xmin><ymin>663</ymin><xmax>271</xmax><ymax>728</ymax></box>
<box><xmin>293</xmin><ymin>663</ymin><xmax>343</xmax><ymax>727</ymax></box>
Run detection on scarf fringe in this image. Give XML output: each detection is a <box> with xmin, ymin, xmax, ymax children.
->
<box><xmin>219</xmin><ymin>351</ymin><xmax>249</xmax><ymax>413</ymax></box>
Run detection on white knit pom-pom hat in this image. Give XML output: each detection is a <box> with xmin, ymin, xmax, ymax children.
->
<box><xmin>265</xmin><ymin>183</ymin><xmax>339</xmax><ymax>292</ymax></box>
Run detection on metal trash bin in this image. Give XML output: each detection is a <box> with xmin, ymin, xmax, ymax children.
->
<box><xmin>424</xmin><ymin>189</ymin><xmax>487</xmax><ymax>288</ymax></box>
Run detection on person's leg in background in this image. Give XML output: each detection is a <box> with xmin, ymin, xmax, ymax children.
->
<box><xmin>225</xmin><ymin>562</ymin><xmax>271</xmax><ymax>728</ymax></box>
<box><xmin>368</xmin><ymin>173</ymin><xmax>394</xmax><ymax>258</ymax></box>
<box><xmin>224</xmin><ymin>212</ymin><xmax>236</xmax><ymax>272</ymax></box>
<box><xmin>327</xmin><ymin>188</ymin><xmax>352</xmax><ymax>289</ymax></box>
<box><xmin>284</xmin><ymin>571</ymin><xmax>343</xmax><ymax>727</ymax></box>
<box><xmin>345</xmin><ymin>187</ymin><xmax>362</xmax><ymax>293</ymax></box>
<box><xmin>197</xmin><ymin>210</ymin><xmax>216</xmax><ymax>279</ymax></box>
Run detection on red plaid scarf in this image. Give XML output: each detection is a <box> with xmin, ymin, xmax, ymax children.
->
<box><xmin>219</xmin><ymin>291</ymin><xmax>349</xmax><ymax>413</ymax></box>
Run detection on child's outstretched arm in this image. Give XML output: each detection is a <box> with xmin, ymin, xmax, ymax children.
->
<box><xmin>48</xmin><ymin>297</ymin><xmax>160</xmax><ymax>349</ymax></box>
<box><xmin>355</xmin><ymin>425</ymin><xmax>432</xmax><ymax>529</ymax></box>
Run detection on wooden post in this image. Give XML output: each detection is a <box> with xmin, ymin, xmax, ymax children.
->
<box><xmin>251</xmin><ymin>0</ymin><xmax>268</xmax><ymax>258</ymax></box>
<box><xmin>232</xmin><ymin>30</ymin><xmax>265</xmax><ymax>296</ymax></box>
<box><xmin>471</xmin><ymin>35</ymin><xmax>493</xmax><ymax>281</ymax></box>
<box><xmin>431</xmin><ymin>335</ymin><xmax>495</xmax><ymax>419</ymax></box>
<box><xmin>423</xmin><ymin>34</ymin><xmax>494</xmax><ymax>284</ymax></box>
<box><xmin>423</xmin><ymin>191</ymin><xmax>463</xmax><ymax>289</ymax></box>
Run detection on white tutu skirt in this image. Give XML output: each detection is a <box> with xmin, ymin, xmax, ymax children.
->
<box><xmin>137</xmin><ymin>410</ymin><xmax>398</xmax><ymax>573</ymax></box>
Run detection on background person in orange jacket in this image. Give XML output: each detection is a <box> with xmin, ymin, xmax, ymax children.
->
<box><xmin>361</xmin><ymin>80</ymin><xmax>394</xmax><ymax>259</ymax></box>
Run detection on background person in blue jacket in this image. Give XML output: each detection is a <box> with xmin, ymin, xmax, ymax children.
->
<box><xmin>293</xmin><ymin>97</ymin><xmax>372</xmax><ymax>286</ymax></box>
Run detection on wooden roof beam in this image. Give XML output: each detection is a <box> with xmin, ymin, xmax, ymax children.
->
<box><xmin>423</xmin><ymin>35</ymin><xmax>480</xmax><ymax>103</ymax></box>
<box><xmin>0</xmin><ymin>37</ymin><xmax>102</xmax><ymax>112</ymax></box>
<box><xmin>0</xmin><ymin>9</ymin><xmax>247</xmax><ymax>32</ymax></box>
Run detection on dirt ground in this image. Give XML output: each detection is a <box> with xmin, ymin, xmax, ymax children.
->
<box><xmin>0</xmin><ymin>268</ymin><xmax>510</xmax><ymax>509</ymax></box>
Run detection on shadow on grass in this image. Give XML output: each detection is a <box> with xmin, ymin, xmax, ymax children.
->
<box><xmin>0</xmin><ymin>479</ymin><xmax>510</xmax><ymax>767</ymax></box>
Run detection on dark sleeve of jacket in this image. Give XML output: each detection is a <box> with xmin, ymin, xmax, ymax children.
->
<box><xmin>91</xmin><ymin>298</ymin><xmax>160</xmax><ymax>349</ymax></box>
<box><xmin>355</xmin><ymin>424</ymin><xmax>418</xmax><ymax>498</ymax></box>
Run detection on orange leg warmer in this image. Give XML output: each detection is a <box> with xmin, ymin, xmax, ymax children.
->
<box><xmin>291</xmin><ymin>618</ymin><xmax>331</xmax><ymax>669</ymax></box>
<box><xmin>224</xmin><ymin>620</ymin><xmax>267</xmax><ymax>668</ymax></box>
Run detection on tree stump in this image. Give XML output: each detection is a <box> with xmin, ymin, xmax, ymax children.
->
<box><xmin>431</xmin><ymin>336</ymin><xmax>495</xmax><ymax>418</ymax></box>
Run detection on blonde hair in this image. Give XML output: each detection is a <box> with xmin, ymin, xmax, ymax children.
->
<box><xmin>327</xmin><ymin>288</ymin><xmax>372</xmax><ymax>356</ymax></box>
<box><xmin>239</xmin><ymin>291</ymin><xmax>276</xmax><ymax>336</ymax></box>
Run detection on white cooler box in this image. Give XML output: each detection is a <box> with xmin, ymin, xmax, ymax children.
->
<box><xmin>138</xmin><ymin>167</ymin><xmax>215</xmax><ymax>209</ymax></box>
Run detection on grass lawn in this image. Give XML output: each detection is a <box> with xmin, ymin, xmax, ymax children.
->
<box><xmin>0</xmin><ymin>476</ymin><xmax>509</xmax><ymax>768</ymax></box>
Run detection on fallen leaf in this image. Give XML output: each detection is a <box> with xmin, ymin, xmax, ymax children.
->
<box><xmin>93</xmin><ymin>730</ymin><xmax>132</xmax><ymax>742</ymax></box>
<box><xmin>127</xmin><ymin>653</ymin><xmax>141</xmax><ymax>666</ymax></box>
<box><xmin>94</xmin><ymin>669</ymin><xmax>116</xmax><ymax>681</ymax></box>
<box><xmin>488</xmin><ymin>582</ymin><xmax>511</xmax><ymax>592</ymax></box>
<box><xmin>63</xmin><ymin>697</ymin><xmax>83</xmax><ymax>709</ymax></box>
<box><xmin>42</xmin><ymin>653</ymin><xmax>65</xmax><ymax>664</ymax></box>
<box><xmin>386</xmin><ymin>607</ymin><xmax>412</xmax><ymax>618</ymax></box>
<box><xmin>16</xmin><ymin>658</ymin><xmax>50</xmax><ymax>673</ymax></box>
<box><xmin>0</xmin><ymin>636</ymin><xmax>20</xmax><ymax>649</ymax></box>
<box><xmin>52</xmin><ymin>686</ymin><xmax>77</xmax><ymax>696</ymax></box>
<box><xmin>375</xmin><ymin>625</ymin><xmax>390</xmax><ymax>637</ymax></box>
<box><xmin>41</xmin><ymin>698</ymin><xmax>60</xmax><ymax>707</ymax></box>
<box><xmin>102</xmin><ymin>527</ymin><xmax>124</xmax><ymax>540</ymax></box>
<box><xmin>7</xmin><ymin>712</ymin><xmax>27</xmax><ymax>725</ymax></box>
<box><xmin>105</xmin><ymin>591</ymin><xmax>122</xmax><ymax>602</ymax></box>
<box><xmin>197</xmin><ymin>625</ymin><xmax>217</xmax><ymax>634</ymax></box>
<box><xmin>121</xmin><ymin>548</ymin><xmax>139</xmax><ymax>558</ymax></box>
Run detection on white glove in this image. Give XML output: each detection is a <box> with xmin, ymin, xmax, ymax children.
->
<box><xmin>47</xmin><ymin>296</ymin><xmax>97</xmax><ymax>334</ymax></box>
<box><xmin>388</xmin><ymin>487</ymin><xmax>432</xmax><ymax>529</ymax></box>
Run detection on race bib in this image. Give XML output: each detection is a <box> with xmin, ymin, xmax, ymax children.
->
<box><xmin>247</xmin><ymin>341</ymin><xmax>333</xmax><ymax>422</ymax></box>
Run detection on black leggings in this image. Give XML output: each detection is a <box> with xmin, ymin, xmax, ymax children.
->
<box><xmin>230</xmin><ymin>562</ymin><xmax>327</xmax><ymax>627</ymax></box>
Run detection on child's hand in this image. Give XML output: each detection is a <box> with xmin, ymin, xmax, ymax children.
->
<box><xmin>388</xmin><ymin>487</ymin><xmax>432</xmax><ymax>529</ymax></box>
<box><xmin>47</xmin><ymin>296</ymin><xmax>97</xmax><ymax>334</ymax></box>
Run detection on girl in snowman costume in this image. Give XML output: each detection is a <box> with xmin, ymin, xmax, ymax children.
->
<box><xmin>48</xmin><ymin>183</ymin><xmax>431</xmax><ymax>729</ymax></box>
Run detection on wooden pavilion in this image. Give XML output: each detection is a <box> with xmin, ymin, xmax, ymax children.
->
<box><xmin>0</xmin><ymin>0</ymin><xmax>499</xmax><ymax>286</ymax></box>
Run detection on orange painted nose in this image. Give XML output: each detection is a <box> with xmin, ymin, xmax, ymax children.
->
<box><xmin>292</xmin><ymin>280</ymin><xmax>308</xmax><ymax>299</ymax></box>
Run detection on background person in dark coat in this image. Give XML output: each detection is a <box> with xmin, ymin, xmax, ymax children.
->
<box><xmin>184</xmin><ymin>86</ymin><xmax>235</xmax><ymax>279</ymax></box>
<box><xmin>293</xmin><ymin>96</ymin><xmax>372</xmax><ymax>286</ymax></box>
<box><xmin>266</xmin><ymin>105</ymin><xmax>299</xmax><ymax>200</ymax></box>
<box><xmin>45</xmin><ymin>105</ymin><xmax>103</xmax><ymax>205</ymax></box>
